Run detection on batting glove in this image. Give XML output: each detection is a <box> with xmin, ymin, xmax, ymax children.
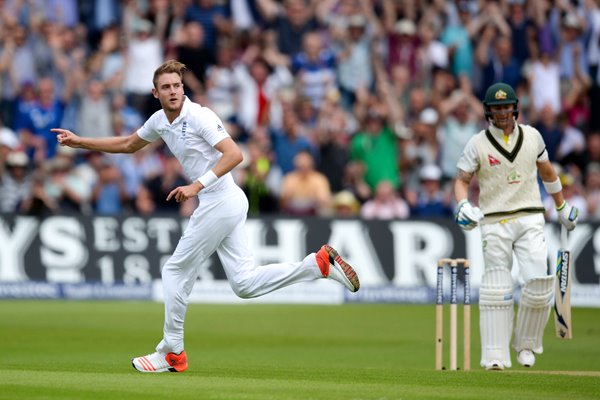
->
<box><xmin>455</xmin><ymin>199</ymin><xmax>484</xmax><ymax>231</ymax></box>
<box><xmin>556</xmin><ymin>201</ymin><xmax>579</xmax><ymax>231</ymax></box>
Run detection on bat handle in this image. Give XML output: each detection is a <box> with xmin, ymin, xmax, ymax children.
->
<box><xmin>561</xmin><ymin>225</ymin><xmax>568</xmax><ymax>249</ymax></box>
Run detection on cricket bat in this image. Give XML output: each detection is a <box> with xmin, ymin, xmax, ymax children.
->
<box><xmin>554</xmin><ymin>225</ymin><xmax>572</xmax><ymax>339</ymax></box>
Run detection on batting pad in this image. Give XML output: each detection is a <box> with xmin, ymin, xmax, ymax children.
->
<box><xmin>512</xmin><ymin>275</ymin><xmax>554</xmax><ymax>353</ymax></box>
<box><xmin>479</xmin><ymin>267</ymin><xmax>514</xmax><ymax>368</ymax></box>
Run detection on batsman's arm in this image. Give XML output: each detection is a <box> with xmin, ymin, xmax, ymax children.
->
<box><xmin>454</xmin><ymin>169</ymin><xmax>473</xmax><ymax>203</ymax></box>
<box><xmin>52</xmin><ymin>128</ymin><xmax>150</xmax><ymax>154</ymax></box>
<box><xmin>537</xmin><ymin>160</ymin><xmax>566</xmax><ymax>208</ymax></box>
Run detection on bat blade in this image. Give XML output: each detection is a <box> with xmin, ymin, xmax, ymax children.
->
<box><xmin>554</xmin><ymin>226</ymin><xmax>572</xmax><ymax>339</ymax></box>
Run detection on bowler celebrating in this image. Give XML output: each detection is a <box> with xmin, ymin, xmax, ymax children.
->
<box><xmin>53</xmin><ymin>60</ymin><xmax>360</xmax><ymax>373</ymax></box>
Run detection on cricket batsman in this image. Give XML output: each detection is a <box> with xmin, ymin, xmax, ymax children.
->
<box><xmin>453</xmin><ymin>82</ymin><xmax>579</xmax><ymax>370</ymax></box>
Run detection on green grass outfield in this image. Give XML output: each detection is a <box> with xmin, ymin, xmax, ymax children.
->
<box><xmin>0</xmin><ymin>301</ymin><xmax>598</xmax><ymax>400</ymax></box>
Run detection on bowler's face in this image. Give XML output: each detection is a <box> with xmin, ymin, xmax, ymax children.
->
<box><xmin>153</xmin><ymin>72</ymin><xmax>184</xmax><ymax>114</ymax></box>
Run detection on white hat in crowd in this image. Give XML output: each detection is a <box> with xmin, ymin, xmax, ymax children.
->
<box><xmin>395</xmin><ymin>19</ymin><xmax>416</xmax><ymax>36</ymax></box>
<box><xmin>420</xmin><ymin>164</ymin><xmax>442</xmax><ymax>181</ymax></box>
<box><xmin>6</xmin><ymin>151</ymin><xmax>29</xmax><ymax>167</ymax></box>
<box><xmin>0</xmin><ymin>127</ymin><xmax>18</xmax><ymax>149</ymax></box>
<box><xmin>419</xmin><ymin>108</ymin><xmax>439</xmax><ymax>125</ymax></box>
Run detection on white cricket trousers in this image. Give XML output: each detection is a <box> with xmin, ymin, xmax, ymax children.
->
<box><xmin>156</xmin><ymin>186</ymin><xmax>322</xmax><ymax>354</ymax></box>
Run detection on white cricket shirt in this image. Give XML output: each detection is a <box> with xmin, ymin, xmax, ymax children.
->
<box><xmin>457</xmin><ymin>123</ymin><xmax>549</xmax><ymax>221</ymax></box>
<box><xmin>137</xmin><ymin>97</ymin><xmax>236</xmax><ymax>194</ymax></box>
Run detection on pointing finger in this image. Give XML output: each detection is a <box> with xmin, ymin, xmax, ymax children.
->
<box><xmin>167</xmin><ymin>188</ymin><xmax>177</xmax><ymax>201</ymax></box>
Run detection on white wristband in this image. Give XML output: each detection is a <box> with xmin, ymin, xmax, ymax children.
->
<box><xmin>197</xmin><ymin>170</ymin><xmax>218</xmax><ymax>188</ymax></box>
<box><xmin>543</xmin><ymin>177</ymin><xmax>562</xmax><ymax>194</ymax></box>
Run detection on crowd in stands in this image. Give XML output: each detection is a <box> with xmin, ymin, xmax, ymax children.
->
<box><xmin>0</xmin><ymin>0</ymin><xmax>599</xmax><ymax>221</ymax></box>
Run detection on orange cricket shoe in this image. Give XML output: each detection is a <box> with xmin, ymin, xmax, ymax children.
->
<box><xmin>315</xmin><ymin>245</ymin><xmax>360</xmax><ymax>292</ymax></box>
<box><xmin>131</xmin><ymin>351</ymin><xmax>188</xmax><ymax>373</ymax></box>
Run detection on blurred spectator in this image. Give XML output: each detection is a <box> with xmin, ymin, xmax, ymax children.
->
<box><xmin>20</xmin><ymin>170</ymin><xmax>59</xmax><ymax>216</ymax></box>
<box><xmin>80</xmin><ymin>0</ymin><xmax>122</xmax><ymax>37</ymax></box>
<box><xmin>406</xmin><ymin>164</ymin><xmax>453</xmax><ymax>218</ymax></box>
<box><xmin>91</xmin><ymin>157</ymin><xmax>129</xmax><ymax>215</ymax></box>
<box><xmin>360</xmin><ymin>180</ymin><xmax>409</xmax><ymax>220</ymax></box>
<box><xmin>559</xmin><ymin>12</ymin><xmax>588</xmax><ymax>82</ymax></box>
<box><xmin>257</xmin><ymin>0</ymin><xmax>321</xmax><ymax>57</ymax></box>
<box><xmin>295</xmin><ymin>96</ymin><xmax>319</xmax><ymax>133</ymax></box>
<box><xmin>476</xmin><ymin>33</ymin><xmax>521</xmax><ymax>96</ymax></box>
<box><xmin>13</xmin><ymin>82</ymin><xmax>37</xmax><ymax>131</ymax></box>
<box><xmin>331</xmin><ymin>189</ymin><xmax>360</xmax><ymax>217</ymax></box>
<box><xmin>534</xmin><ymin>105</ymin><xmax>562</xmax><ymax>163</ymax></box>
<box><xmin>77</xmin><ymin>79</ymin><xmax>112</xmax><ymax>137</ymax></box>
<box><xmin>17</xmin><ymin>77</ymin><xmax>72</xmax><ymax>163</ymax></box>
<box><xmin>556</xmin><ymin>112</ymin><xmax>586</xmax><ymax>170</ymax></box>
<box><xmin>438</xmin><ymin>89</ymin><xmax>482</xmax><ymax>181</ymax></box>
<box><xmin>280</xmin><ymin>150</ymin><xmax>331</xmax><ymax>215</ymax></box>
<box><xmin>237</xmin><ymin>138</ymin><xmax>281</xmax><ymax>215</ymax></box>
<box><xmin>270</xmin><ymin>108</ymin><xmax>314</xmax><ymax>174</ymax></box>
<box><xmin>205</xmin><ymin>39</ymin><xmax>239</xmax><ymax>122</ymax></box>
<box><xmin>350</xmin><ymin>109</ymin><xmax>400</xmax><ymax>191</ymax></box>
<box><xmin>405</xmin><ymin>107</ymin><xmax>440</xmax><ymax>187</ymax></box>
<box><xmin>0</xmin><ymin>127</ymin><xmax>20</xmax><ymax>175</ymax></box>
<box><xmin>170</xmin><ymin>20</ymin><xmax>215</xmax><ymax>98</ymax></box>
<box><xmin>291</xmin><ymin>31</ymin><xmax>337</xmax><ymax>108</ymax></box>
<box><xmin>562</xmin><ymin>71</ymin><xmax>591</xmax><ymax>132</ymax></box>
<box><xmin>184</xmin><ymin>0</ymin><xmax>232</xmax><ymax>57</ymax></box>
<box><xmin>341</xmin><ymin>160</ymin><xmax>371</xmax><ymax>204</ymax></box>
<box><xmin>528</xmin><ymin>49</ymin><xmax>561</xmax><ymax>115</ymax></box>
<box><xmin>231</xmin><ymin>0</ymin><xmax>263</xmax><ymax>33</ymax></box>
<box><xmin>0</xmin><ymin>23</ymin><xmax>38</xmax><ymax>128</ymax></box>
<box><xmin>43</xmin><ymin>147</ymin><xmax>90</xmax><ymax>213</ymax></box>
<box><xmin>585</xmin><ymin>162</ymin><xmax>600</xmax><ymax>220</ymax></box>
<box><xmin>140</xmin><ymin>153</ymin><xmax>191</xmax><ymax>215</ymax></box>
<box><xmin>43</xmin><ymin>0</ymin><xmax>79</xmax><ymax>28</ymax></box>
<box><xmin>440</xmin><ymin>1</ymin><xmax>474</xmax><ymax>80</ymax></box>
<box><xmin>582</xmin><ymin>133</ymin><xmax>600</xmax><ymax>167</ymax></box>
<box><xmin>417</xmin><ymin>14</ymin><xmax>449</xmax><ymax>83</ymax></box>
<box><xmin>234</xmin><ymin>47</ymin><xmax>293</xmax><ymax>133</ymax></box>
<box><xmin>113</xmin><ymin>146</ymin><xmax>164</xmax><ymax>204</ymax></box>
<box><xmin>0</xmin><ymin>151</ymin><xmax>32</xmax><ymax>212</ymax></box>
<box><xmin>88</xmin><ymin>25</ymin><xmax>126</xmax><ymax>93</ymax></box>
<box><xmin>122</xmin><ymin>18</ymin><xmax>163</xmax><ymax>118</ymax></box>
<box><xmin>315</xmin><ymin>106</ymin><xmax>350</xmax><ymax>192</ymax></box>
<box><xmin>506</xmin><ymin>0</ymin><xmax>536</xmax><ymax>68</ymax></box>
<box><xmin>386</xmin><ymin>19</ymin><xmax>419</xmax><ymax>79</ymax></box>
<box><xmin>111</xmin><ymin>92</ymin><xmax>144</xmax><ymax>134</ymax></box>
<box><xmin>333</xmin><ymin>15</ymin><xmax>374</xmax><ymax>109</ymax></box>
<box><xmin>587</xmin><ymin>0</ymin><xmax>600</xmax><ymax>132</ymax></box>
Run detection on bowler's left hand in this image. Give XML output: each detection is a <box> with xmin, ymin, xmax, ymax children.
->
<box><xmin>167</xmin><ymin>182</ymin><xmax>203</xmax><ymax>202</ymax></box>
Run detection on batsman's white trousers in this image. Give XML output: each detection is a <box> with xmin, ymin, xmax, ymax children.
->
<box><xmin>478</xmin><ymin>213</ymin><xmax>549</xmax><ymax>367</ymax></box>
<box><xmin>480</xmin><ymin>213</ymin><xmax>548</xmax><ymax>281</ymax></box>
<box><xmin>156</xmin><ymin>186</ymin><xmax>322</xmax><ymax>354</ymax></box>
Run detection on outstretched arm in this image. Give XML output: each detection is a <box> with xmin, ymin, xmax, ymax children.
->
<box><xmin>52</xmin><ymin>128</ymin><xmax>151</xmax><ymax>154</ymax></box>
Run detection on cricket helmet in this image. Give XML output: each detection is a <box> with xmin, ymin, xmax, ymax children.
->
<box><xmin>482</xmin><ymin>82</ymin><xmax>519</xmax><ymax>120</ymax></box>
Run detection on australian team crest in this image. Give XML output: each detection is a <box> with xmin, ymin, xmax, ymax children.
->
<box><xmin>495</xmin><ymin>89</ymin><xmax>507</xmax><ymax>100</ymax></box>
<box><xmin>507</xmin><ymin>170</ymin><xmax>521</xmax><ymax>184</ymax></box>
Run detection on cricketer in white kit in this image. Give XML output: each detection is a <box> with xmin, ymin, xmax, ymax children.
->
<box><xmin>53</xmin><ymin>60</ymin><xmax>360</xmax><ymax>373</ymax></box>
<box><xmin>453</xmin><ymin>83</ymin><xmax>579</xmax><ymax>370</ymax></box>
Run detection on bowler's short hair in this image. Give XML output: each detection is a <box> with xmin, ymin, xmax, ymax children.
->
<box><xmin>153</xmin><ymin>60</ymin><xmax>187</xmax><ymax>88</ymax></box>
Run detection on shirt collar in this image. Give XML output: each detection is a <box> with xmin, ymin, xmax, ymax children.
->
<box><xmin>488</xmin><ymin>121</ymin><xmax>517</xmax><ymax>139</ymax></box>
<box><xmin>167</xmin><ymin>96</ymin><xmax>191</xmax><ymax>124</ymax></box>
